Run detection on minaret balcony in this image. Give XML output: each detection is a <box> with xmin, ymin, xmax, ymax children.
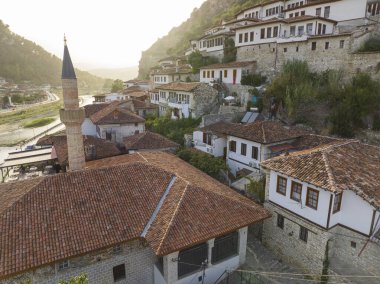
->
<box><xmin>59</xmin><ymin>108</ymin><xmax>85</xmax><ymax>125</ymax></box>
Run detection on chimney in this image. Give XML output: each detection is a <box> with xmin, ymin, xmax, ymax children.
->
<box><xmin>59</xmin><ymin>36</ymin><xmax>86</xmax><ymax>171</ymax></box>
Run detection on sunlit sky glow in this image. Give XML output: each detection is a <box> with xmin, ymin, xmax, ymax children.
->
<box><xmin>1</xmin><ymin>0</ymin><xmax>206</xmax><ymax>69</ymax></box>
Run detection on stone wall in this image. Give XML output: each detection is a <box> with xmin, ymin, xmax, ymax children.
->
<box><xmin>201</xmin><ymin>111</ymin><xmax>245</xmax><ymax>127</ymax></box>
<box><xmin>329</xmin><ymin>225</ymin><xmax>380</xmax><ymax>275</ymax></box>
<box><xmin>262</xmin><ymin>202</ymin><xmax>329</xmax><ymax>275</ymax></box>
<box><xmin>226</xmin><ymin>84</ymin><xmax>255</xmax><ymax>107</ymax></box>
<box><xmin>192</xmin><ymin>84</ymin><xmax>220</xmax><ymax>118</ymax></box>
<box><xmin>2</xmin><ymin>240</ymin><xmax>157</xmax><ymax>284</ymax></box>
<box><xmin>236</xmin><ymin>25</ymin><xmax>380</xmax><ymax>80</ymax></box>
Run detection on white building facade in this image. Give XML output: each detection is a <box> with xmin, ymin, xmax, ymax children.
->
<box><xmin>261</xmin><ymin>141</ymin><xmax>380</xmax><ymax>277</ymax></box>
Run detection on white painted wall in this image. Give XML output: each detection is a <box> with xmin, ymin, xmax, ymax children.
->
<box><xmin>235</xmin><ymin>24</ymin><xmax>280</xmax><ymax>47</ymax></box>
<box><xmin>268</xmin><ymin>171</ymin><xmax>331</xmax><ymax>228</ymax></box>
<box><xmin>200</xmin><ymin>67</ymin><xmax>244</xmax><ymax>84</ymax></box>
<box><xmin>153</xmin><ymin>75</ymin><xmax>171</xmax><ymax>85</ymax></box>
<box><xmin>104</xmin><ymin>93</ymin><xmax>127</xmax><ymax>102</ymax></box>
<box><xmin>164</xmin><ymin>227</ymin><xmax>248</xmax><ymax>284</ymax></box>
<box><xmin>154</xmin><ymin>265</ymin><xmax>166</xmax><ymax>284</ymax></box>
<box><xmin>329</xmin><ymin>190</ymin><xmax>377</xmax><ymax>235</ymax></box>
<box><xmin>284</xmin><ymin>0</ymin><xmax>368</xmax><ymax>22</ymax></box>
<box><xmin>227</xmin><ymin>136</ymin><xmax>261</xmax><ymax>175</ymax></box>
<box><xmin>98</xmin><ymin>123</ymin><xmax>145</xmax><ymax>143</ymax></box>
<box><xmin>81</xmin><ymin>118</ymin><xmax>97</xmax><ymax>136</ymax></box>
<box><xmin>193</xmin><ymin>130</ymin><xmax>227</xmax><ymax>157</ymax></box>
<box><xmin>280</xmin><ymin>20</ymin><xmax>335</xmax><ymax>38</ymax></box>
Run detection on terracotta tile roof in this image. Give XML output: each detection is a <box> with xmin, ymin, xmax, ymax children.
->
<box><xmin>261</xmin><ymin>141</ymin><xmax>380</xmax><ymax>208</ymax></box>
<box><xmin>83</xmin><ymin>103</ymin><xmax>110</xmax><ymax>117</ymax></box>
<box><xmin>123</xmin><ymin>85</ymin><xmax>143</xmax><ymax>94</ymax></box>
<box><xmin>292</xmin><ymin>134</ymin><xmax>343</xmax><ymax>151</ymax></box>
<box><xmin>198</xmin><ymin>121</ymin><xmax>234</xmax><ymax>136</ymax></box>
<box><xmin>0</xmin><ymin>163</ymin><xmax>172</xmax><ymax>279</ymax></box>
<box><xmin>200</xmin><ymin>61</ymin><xmax>256</xmax><ymax>70</ymax></box>
<box><xmin>131</xmin><ymin>99</ymin><xmax>157</xmax><ymax>110</ymax></box>
<box><xmin>90</xmin><ymin>101</ymin><xmax>145</xmax><ymax>125</ymax></box>
<box><xmin>156</xmin><ymin>82</ymin><xmax>204</xmax><ymax>92</ymax></box>
<box><xmin>200</xmin><ymin>120</ymin><xmax>309</xmax><ymax>144</ymax></box>
<box><xmin>36</xmin><ymin>134</ymin><xmax>121</xmax><ymax>165</ymax></box>
<box><xmin>88</xmin><ymin>152</ymin><xmax>271</xmax><ymax>256</ymax></box>
<box><xmin>127</xmin><ymin>91</ymin><xmax>147</xmax><ymax>98</ymax></box>
<box><xmin>0</xmin><ymin>152</ymin><xmax>270</xmax><ymax>278</ymax></box>
<box><xmin>123</xmin><ymin>131</ymin><xmax>179</xmax><ymax>151</ymax></box>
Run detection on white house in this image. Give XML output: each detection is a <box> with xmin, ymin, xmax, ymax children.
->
<box><xmin>151</xmin><ymin>82</ymin><xmax>219</xmax><ymax>119</ymax></box>
<box><xmin>214</xmin><ymin>121</ymin><xmax>308</xmax><ymax>175</ymax></box>
<box><xmin>92</xmin><ymin>92</ymin><xmax>128</xmax><ymax>104</ymax></box>
<box><xmin>0</xmin><ymin>151</ymin><xmax>270</xmax><ymax>284</ymax></box>
<box><xmin>199</xmin><ymin>61</ymin><xmax>256</xmax><ymax>85</ymax></box>
<box><xmin>261</xmin><ymin>140</ymin><xmax>380</xmax><ymax>276</ymax></box>
<box><xmin>193</xmin><ymin>122</ymin><xmax>230</xmax><ymax>157</ymax></box>
<box><xmin>82</xmin><ymin>101</ymin><xmax>145</xmax><ymax>143</ymax></box>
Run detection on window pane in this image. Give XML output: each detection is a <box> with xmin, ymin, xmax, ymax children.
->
<box><xmin>178</xmin><ymin>243</ymin><xmax>208</xmax><ymax>278</ymax></box>
<box><xmin>277</xmin><ymin>214</ymin><xmax>284</xmax><ymax>229</ymax></box>
<box><xmin>276</xmin><ymin>176</ymin><xmax>287</xmax><ymax>195</ymax></box>
<box><xmin>211</xmin><ymin>232</ymin><xmax>238</xmax><ymax>264</ymax></box>
<box><xmin>299</xmin><ymin>226</ymin><xmax>308</xmax><ymax>242</ymax></box>
<box><xmin>306</xmin><ymin>188</ymin><xmax>319</xmax><ymax>209</ymax></box>
<box><xmin>291</xmin><ymin>182</ymin><xmax>302</xmax><ymax>202</ymax></box>
<box><xmin>113</xmin><ymin>264</ymin><xmax>126</xmax><ymax>281</ymax></box>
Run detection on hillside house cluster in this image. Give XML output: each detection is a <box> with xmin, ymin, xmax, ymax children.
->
<box><xmin>187</xmin><ymin>0</ymin><xmax>380</xmax><ymax>79</ymax></box>
<box><xmin>149</xmin><ymin>82</ymin><xmax>219</xmax><ymax>119</ymax></box>
<box><xmin>193</xmin><ymin>118</ymin><xmax>380</xmax><ymax>278</ymax></box>
<box><xmin>146</xmin><ymin>1</ymin><xmax>380</xmax><ymax>118</ymax></box>
<box><xmin>0</xmin><ymin>41</ymin><xmax>273</xmax><ymax>284</ymax></box>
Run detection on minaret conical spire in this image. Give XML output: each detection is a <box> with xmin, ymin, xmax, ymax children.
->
<box><xmin>62</xmin><ymin>35</ymin><xmax>77</xmax><ymax>79</ymax></box>
<box><xmin>60</xmin><ymin>36</ymin><xmax>85</xmax><ymax>171</ymax></box>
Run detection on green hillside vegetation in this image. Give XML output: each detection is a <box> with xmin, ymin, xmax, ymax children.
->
<box><xmin>265</xmin><ymin>60</ymin><xmax>380</xmax><ymax>137</ymax></box>
<box><xmin>138</xmin><ymin>0</ymin><xmax>263</xmax><ymax>78</ymax></box>
<box><xmin>0</xmin><ymin>20</ymin><xmax>105</xmax><ymax>89</ymax></box>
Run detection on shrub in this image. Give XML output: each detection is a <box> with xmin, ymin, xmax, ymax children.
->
<box><xmin>358</xmin><ymin>36</ymin><xmax>380</xmax><ymax>52</ymax></box>
<box><xmin>176</xmin><ymin>148</ymin><xmax>227</xmax><ymax>179</ymax></box>
<box><xmin>241</xmin><ymin>73</ymin><xmax>267</xmax><ymax>86</ymax></box>
<box><xmin>145</xmin><ymin>116</ymin><xmax>201</xmax><ymax>145</ymax></box>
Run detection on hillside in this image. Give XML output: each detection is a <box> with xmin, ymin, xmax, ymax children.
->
<box><xmin>0</xmin><ymin>20</ymin><xmax>105</xmax><ymax>90</ymax></box>
<box><xmin>138</xmin><ymin>0</ymin><xmax>263</xmax><ymax>79</ymax></box>
<box><xmin>88</xmin><ymin>66</ymin><xmax>139</xmax><ymax>80</ymax></box>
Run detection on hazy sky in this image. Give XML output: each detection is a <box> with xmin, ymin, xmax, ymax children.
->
<box><xmin>1</xmin><ymin>0</ymin><xmax>206</xmax><ymax>69</ymax></box>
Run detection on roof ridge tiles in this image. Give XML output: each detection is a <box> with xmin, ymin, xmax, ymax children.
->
<box><xmin>156</xmin><ymin>182</ymin><xmax>190</xmax><ymax>254</ymax></box>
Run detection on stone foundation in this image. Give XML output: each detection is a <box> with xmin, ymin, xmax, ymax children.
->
<box><xmin>1</xmin><ymin>240</ymin><xmax>157</xmax><ymax>284</ymax></box>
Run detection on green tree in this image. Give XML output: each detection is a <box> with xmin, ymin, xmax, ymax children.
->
<box><xmin>188</xmin><ymin>50</ymin><xmax>205</xmax><ymax>74</ymax></box>
<box><xmin>245</xmin><ymin>176</ymin><xmax>266</xmax><ymax>203</ymax></box>
<box><xmin>145</xmin><ymin>116</ymin><xmax>201</xmax><ymax>145</ymax></box>
<box><xmin>241</xmin><ymin>73</ymin><xmax>267</xmax><ymax>86</ymax></box>
<box><xmin>111</xmin><ymin>79</ymin><xmax>124</xmax><ymax>92</ymax></box>
<box><xmin>222</xmin><ymin>38</ymin><xmax>236</xmax><ymax>63</ymax></box>
<box><xmin>177</xmin><ymin>148</ymin><xmax>227</xmax><ymax>179</ymax></box>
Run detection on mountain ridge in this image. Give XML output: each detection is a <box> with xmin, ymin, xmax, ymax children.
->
<box><xmin>137</xmin><ymin>0</ymin><xmax>264</xmax><ymax>79</ymax></box>
<box><xmin>0</xmin><ymin>20</ymin><xmax>106</xmax><ymax>90</ymax></box>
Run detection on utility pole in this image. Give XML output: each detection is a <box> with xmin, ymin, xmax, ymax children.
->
<box><xmin>201</xmin><ymin>259</ymin><xmax>207</xmax><ymax>284</ymax></box>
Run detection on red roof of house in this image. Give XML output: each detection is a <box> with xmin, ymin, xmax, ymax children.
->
<box><xmin>90</xmin><ymin>101</ymin><xmax>145</xmax><ymax>125</ymax></box>
<box><xmin>262</xmin><ymin>140</ymin><xmax>380</xmax><ymax>208</ymax></box>
<box><xmin>123</xmin><ymin>131</ymin><xmax>179</xmax><ymax>151</ymax></box>
<box><xmin>0</xmin><ymin>152</ymin><xmax>270</xmax><ymax>278</ymax></box>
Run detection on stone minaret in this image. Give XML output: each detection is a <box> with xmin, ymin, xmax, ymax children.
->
<box><xmin>59</xmin><ymin>36</ymin><xmax>85</xmax><ymax>171</ymax></box>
